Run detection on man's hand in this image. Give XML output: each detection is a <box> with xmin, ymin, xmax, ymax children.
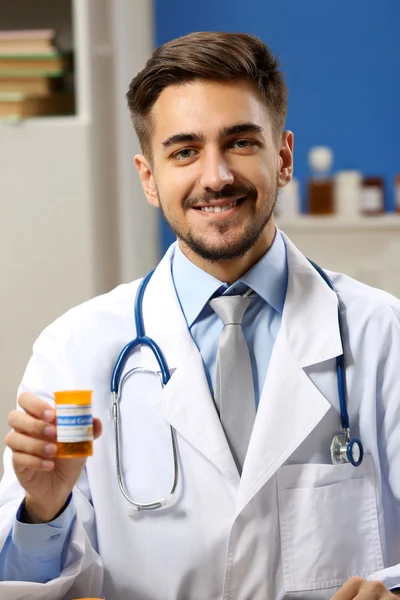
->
<box><xmin>331</xmin><ymin>577</ymin><xmax>399</xmax><ymax>599</ymax></box>
<box><xmin>5</xmin><ymin>392</ymin><xmax>102</xmax><ymax>523</ymax></box>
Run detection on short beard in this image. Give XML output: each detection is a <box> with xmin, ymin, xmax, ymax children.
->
<box><xmin>159</xmin><ymin>185</ymin><xmax>278</xmax><ymax>262</ymax></box>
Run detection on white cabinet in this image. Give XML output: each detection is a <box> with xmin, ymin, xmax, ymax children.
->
<box><xmin>277</xmin><ymin>216</ymin><xmax>400</xmax><ymax>298</ymax></box>
<box><xmin>1</xmin><ymin>0</ymin><xmax>156</xmax><ymax>454</ymax></box>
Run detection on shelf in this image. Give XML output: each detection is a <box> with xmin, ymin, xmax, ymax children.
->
<box><xmin>0</xmin><ymin>0</ymin><xmax>92</xmax><ymax>120</ymax></box>
<box><xmin>0</xmin><ymin>114</ymin><xmax>89</xmax><ymax>128</ymax></box>
<box><xmin>277</xmin><ymin>214</ymin><xmax>400</xmax><ymax>231</ymax></box>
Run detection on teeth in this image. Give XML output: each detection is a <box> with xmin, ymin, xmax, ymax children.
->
<box><xmin>200</xmin><ymin>200</ymin><xmax>238</xmax><ymax>213</ymax></box>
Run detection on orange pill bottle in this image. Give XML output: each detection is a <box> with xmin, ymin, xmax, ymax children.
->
<box><xmin>54</xmin><ymin>390</ymin><xmax>93</xmax><ymax>458</ymax></box>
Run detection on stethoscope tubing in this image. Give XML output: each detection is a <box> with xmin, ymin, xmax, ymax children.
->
<box><xmin>110</xmin><ymin>271</ymin><xmax>170</xmax><ymax>392</ymax></box>
<box><xmin>307</xmin><ymin>259</ymin><xmax>350</xmax><ymax>430</ymax></box>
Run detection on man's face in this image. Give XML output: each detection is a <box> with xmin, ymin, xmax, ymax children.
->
<box><xmin>136</xmin><ymin>79</ymin><xmax>293</xmax><ymax>263</ymax></box>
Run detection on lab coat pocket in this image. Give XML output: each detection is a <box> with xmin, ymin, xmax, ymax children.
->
<box><xmin>277</xmin><ymin>455</ymin><xmax>383</xmax><ymax>593</ymax></box>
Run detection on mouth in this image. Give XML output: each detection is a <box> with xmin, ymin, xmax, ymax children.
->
<box><xmin>192</xmin><ymin>197</ymin><xmax>247</xmax><ymax>214</ymax></box>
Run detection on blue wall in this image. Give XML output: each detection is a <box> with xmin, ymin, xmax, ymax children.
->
<box><xmin>154</xmin><ymin>1</ymin><xmax>400</xmax><ymax>252</ymax></box>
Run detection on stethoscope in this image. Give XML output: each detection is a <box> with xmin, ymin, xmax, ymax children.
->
<box><xmin>110</xmin><ymin>261</ymin><xmax>364</xmax><ymax>511</ymax></box>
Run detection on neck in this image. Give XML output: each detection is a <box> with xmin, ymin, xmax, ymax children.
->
<box><xmin>179</xmin><ymin>221</ymin><xmax>276</xmax><ymax>285</ymax></box>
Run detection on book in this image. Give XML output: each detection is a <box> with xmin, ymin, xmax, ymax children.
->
<box><xmin>0</xmin><ymin>77</ymin><xmax>64</xmax><ymax>95</ymax></box>
<box><xmin>0</xmin><ymin>29</ymin><xmax>57</xmax><ymax>55</ymax></box>
<box><xmin>0</xmin><ymin>41</ymin><xmax>57</xmax><ymax>55</ymax></box>
<box><xmin>0</xmin><ymin>53</ymin><xmax>71</xmax><ymax>76</ymax></box>
<box><xmin>0</xmin><ymin>92</ymin><xmax>75</xmax><ymax>118</ymax></box>
<box><xmin>0</xmin><ymin>29</ymin><xmax>55</xmax><ymax>41</ymax></box>
<box><xmin>0</xmin><ymin>69</ymin><xmax>67</xmax><ymax>78</ymax></box>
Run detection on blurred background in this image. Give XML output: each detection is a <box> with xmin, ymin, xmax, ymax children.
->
<box><xmin>1</xmin><ymin>0</ymin><xmax>399</xmax><ymax>458</ymax></box>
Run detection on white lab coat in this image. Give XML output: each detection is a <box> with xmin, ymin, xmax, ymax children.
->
<box><xmin>1</xmin><ymin>233</ymin><xmax>400</xmax><ymax>600</ymax></box>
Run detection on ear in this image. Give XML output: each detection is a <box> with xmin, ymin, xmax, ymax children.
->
<box><xmin>134</xmin><ymin>154</ymin><xmax>160</xmax><ymax>208</ymax></box>
<box><xmin>277</xmin><ymin>130</ymin><xmax>294</xmax><ymax>188</ymax></box>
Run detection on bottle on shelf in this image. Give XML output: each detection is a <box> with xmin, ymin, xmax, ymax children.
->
<box><xmin>307</xmin><ymin>146</ymin><xmax>334</xmax><ymax>215</ymax></box>
<box><xmin>333</xmin><ymin>170</ymin><xmax>363</xmax><ymax>218</ymax></box>
<box><xmin>276</xmin><ymin>177</ymin><xmax>301</xmax><ymax>219</ymax></box>
<box><xmin>360</xmin><ymin>176</ymin><xmax>385</xmax><ymax>216</ymax></box>
<box><xmin>395</xmin><ymin>175</ymin><xmax>400</xmax><ymax>214</ymax></box>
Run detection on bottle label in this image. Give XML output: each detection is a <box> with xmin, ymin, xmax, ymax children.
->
<box><xmin>361</xmin><ymin>187</ymin><xmax>383</xmax><ymax>212</ymax></box>
<box><xmin>56</xmin><ymin>404</ymin><xmax>93</xmax><ymax>443</ymax></box>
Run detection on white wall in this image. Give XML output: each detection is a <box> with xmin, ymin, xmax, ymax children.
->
<box><xmin>110</xmin><ymin>0</ymin><xmax>159</xmax><ymax>284</ymax></box>
<box><xmin>1</xmin><ymin>120</ymin><xmax>96</xmax><ymax>408</ymax></box>
<box><xmin>0</xmin><ymin>0</ymin><xmax>156</xmax><ymax>460</ymax></box>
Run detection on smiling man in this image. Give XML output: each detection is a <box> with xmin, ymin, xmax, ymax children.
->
<box><xmin>1</xmin><ymin>32</ymin><xmax>400</xmax><ymax>600</ymax></box>
<box><xmin>132</xmin><ymin>54</ymin><xmax>290</xmax><ymax>284</ymax></box>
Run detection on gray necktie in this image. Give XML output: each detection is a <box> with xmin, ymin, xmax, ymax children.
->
<box><xmin>210</xmin><ymin>294</ymin><xmax>256</xmax><ymax>472</ymax></box>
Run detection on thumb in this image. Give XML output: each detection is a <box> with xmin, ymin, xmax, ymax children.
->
<box><xmin>93</xmin><ymin>417</ymin><xmax>102</xmax><ymax>440</ymax></box>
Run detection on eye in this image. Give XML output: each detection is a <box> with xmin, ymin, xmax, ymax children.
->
<box><xmin>231</xmin><ymin>139</ymin><xmax>257</xmax><ymax>149</ymax></box>
<box><xmin>173</xmin><ymin>148</ymin><xmax>197</xmax><ymax>160</ymax></box>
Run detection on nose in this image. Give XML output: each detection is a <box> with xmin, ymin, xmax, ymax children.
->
<box><xmin>199</xmin><ymin>149</ymin><xmax>234</xmax><ymax>191</ymax></box>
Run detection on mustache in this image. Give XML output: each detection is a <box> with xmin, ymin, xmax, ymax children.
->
<box><xmin>184</xmin><ymin>183</ymin><xmax>257</xmax><ymax>209</ymax></box>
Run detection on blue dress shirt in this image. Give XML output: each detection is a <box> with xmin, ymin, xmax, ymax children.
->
<box><xmin>172</xmin><ymin>230</ymin><xmax>288</xmax><ymax>408</ymax></box>
<box><xmin>0</xmin><ymin>493</ymin><xmax>76</xmax><ymax>582</ymax></box>
<box><xmin>0</xmin><ymin>230</ymin><xmax>288</xmax><ymax>583</ymax></box>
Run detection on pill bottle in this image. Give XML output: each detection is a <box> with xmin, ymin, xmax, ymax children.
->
<box><xmin>361</xmin><ymin>176</ymin><xmax>385</xmax><ymax>215</ymax></box>
<box><xmin>334</xmin><ymin>170</ymin><xmax>362</xmax><ymax>218</ymax></box>
<box><xmin>395</xmin><ymin>175</ymin><xmax>400</xmax><ymax>214</ymax></box>
<box><xmin>307</xmin><ymin>146</ymin><xmax>334</xmax><ymax>215</ymax></box>
<box><xmin>276</xmin><ymin>177</ymin><xmax>301</xmax><ymax>218</ymax></box>
<box><xmin>54</xmin><ymin>390</ymin><xmax>93</xmax><ymax>458</ymax></box>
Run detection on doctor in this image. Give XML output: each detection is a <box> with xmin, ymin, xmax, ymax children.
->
<box><xmin>0</xmin><ymin>31</ymin><xmax>400</xmax><ymax>600</ymax></box>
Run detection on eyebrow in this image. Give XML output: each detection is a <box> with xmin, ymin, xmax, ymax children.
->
<box><xmin>161</xmin><ymin>122</ymin><xmax>264</xmax><ymax>149</ymax></box>
<box><xmin>162</xmin><ymin>132</ymin><xmax>205</xmax><ymax>149</ymax></box>
<box><xmin>220</xmin><ymin>122</ymin><xmax>264</xmax><ymax>138</ymax></box>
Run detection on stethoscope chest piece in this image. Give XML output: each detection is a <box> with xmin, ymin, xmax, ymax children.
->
<box><xmin>330</xmin><ymin>431</ymin><xmax>364</xmax><ymax>467</ymax></box>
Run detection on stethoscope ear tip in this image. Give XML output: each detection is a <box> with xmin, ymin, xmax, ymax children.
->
<box><xmin>127</xmin><ymin>505</ymin><xmax>141</xmax><ymax>518</ymax></box>
<box><xmin>163</xmin><ymin>493</ymin><xmax>175</xmax><ymax>507</ymax></box>
<box><xmin>126</xmin><ymin>493</ymin><xmax>176</xmax><ymax>516</ymax></box>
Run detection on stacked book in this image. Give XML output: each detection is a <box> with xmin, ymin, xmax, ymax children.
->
<box><xmin>0</xmin><ymin>29</ymin><xmax>74</xmax><ymax>120</ymax></box>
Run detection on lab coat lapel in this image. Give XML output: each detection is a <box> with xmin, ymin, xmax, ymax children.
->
<box><xmin>140</xmin><ymin>245</ymin><xmax>240</xmax><ymax>486</ymax></box>
<box><xmin>237</xmin><ymin>234</ymin><xmax>343</xmax><ymax>513</ymax></box>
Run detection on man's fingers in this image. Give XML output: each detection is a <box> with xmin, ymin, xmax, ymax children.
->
<box><xmin>8</xmin><ymin>410</ymin><xmax>56</xmax><ymax>440</ymax></box>
<box><xmin>12</xmin><ymin>451</ymin><xmax>55</xmax><ymax>472</ymax></box>
<box><xmin>13</xmin><ymin>393</ymin><xmax>102</xmax><ymax>444</ymax></box>
<box><xmin>331</xmin><ymin>577</ymin><xmax>364</xmax><ymax>599</ymax></box>
<box><xmin>17</xmin><ymin>392</ymin><xmax>55</xmax><ymax>423</ymax></box>
<box><xmin>5</xmin><ymin>430</ymin><xmax>57</xmax><ymax>459</ymax></box>
<box><xmin>354</xmin><ymin>580</ymin><xmax>393</xmax><ymax>599</ymax></box>
<box><xmin>9</xmin><ymin>412</ymin><xmax>101</xmax><ymax>441</ymax></box>
<box><xmin>331</xmin><ymin>576</ymin><xmax>391</xmax><ymax>599</ymax></box>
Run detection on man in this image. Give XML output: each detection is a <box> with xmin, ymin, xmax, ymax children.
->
<box><xmin>0</xmin><ymin>31</ymin><xmax>399</xmax><ymax>600</ymax></box>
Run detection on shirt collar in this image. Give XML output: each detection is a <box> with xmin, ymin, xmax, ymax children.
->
<box><xmin>172</xmin><ymin>229</ymin><xmax>288</xmax><ymax>329</ymax></box>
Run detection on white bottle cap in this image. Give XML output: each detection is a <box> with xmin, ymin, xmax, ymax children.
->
<box><xmin>308</xmin><ymin>146</ymin><xmax>333</xmax><ymax>173</ymax></box>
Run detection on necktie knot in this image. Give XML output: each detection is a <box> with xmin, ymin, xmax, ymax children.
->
<box><xmin>209</xmin><ymin>295</ymin><xmax>251</xmax><ymax>326</ymax></box>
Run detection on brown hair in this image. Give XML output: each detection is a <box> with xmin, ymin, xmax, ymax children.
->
<box><xmin>126</xmin><ymin>31</ymin><xmax>288</xmax><ymax>158</ymax></box>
